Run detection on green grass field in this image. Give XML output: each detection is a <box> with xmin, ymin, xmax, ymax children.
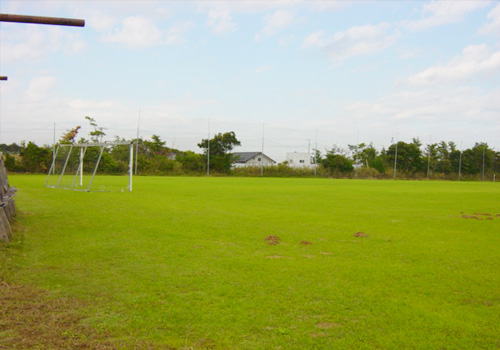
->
<box><xmin>3</xmin><ymin>175</ymin><xmax>500</xmax><ymax>349</ymax></box>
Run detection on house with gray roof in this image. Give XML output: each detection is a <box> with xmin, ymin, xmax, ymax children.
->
<box><xmin>232</xmin><ymin>152</ymin><xmax>276</xmax><ymax>167</ymax></box>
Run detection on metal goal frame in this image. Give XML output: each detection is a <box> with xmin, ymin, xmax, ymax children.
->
<box><xmin>45</xmin><ymin>141</ymin><xmax>134</xmax><ymax>192</ymax></box>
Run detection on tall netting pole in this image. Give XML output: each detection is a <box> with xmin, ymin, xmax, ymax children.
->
<box><xmin>129</xmin><ymin>142</ymin><xmax>134</xmax><ymax>192</ymax></box>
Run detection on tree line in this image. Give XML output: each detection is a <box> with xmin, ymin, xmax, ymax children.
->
<box><xmin>1</xmin><ymin>119</ymin><xmax>499</xmax><ymax>180</ymax></box>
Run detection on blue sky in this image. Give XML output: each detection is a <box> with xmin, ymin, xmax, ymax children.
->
<box><xmin>1</xmin><ymin>0</ymin><xmax>499</xmax><ymax>161</ymax></box>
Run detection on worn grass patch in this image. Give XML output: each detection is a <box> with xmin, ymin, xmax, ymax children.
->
<box><xmin>0</xmin><ymin>282</ymin><xmax>117</xmax><ymax>350</ymax></box>
<box><xmin>3</xmin><ymin>175</ymin><xmax>500</xmax><ymax>349</ymax></box>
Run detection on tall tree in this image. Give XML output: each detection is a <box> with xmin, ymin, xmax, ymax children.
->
<box><xmin>143</xmin><ymin>135</ymin><xmax>167</xmax><ymax>155</ymax></box>
<box><xmin>20</xmin><ymin>142</ymin><xmax>51</xmax><ymax>172</ymax></box>
<box><xmin>461</xmin><ymin>142</ymin><xmax>493</xmax><ymax>176</ymax></box>
<box><xmin>348</xmin><ymin>143</ymin><xmax>379</xmax><ymax>169</ymax></box>
<box><xmin>386</xmin><ymin>139</ymin><xmax>423</xmax><ymax>175</ymax></box>
<box><xmin>198</xmin><ymin>131</ymin><xmax>241</xmax><ymax>172</ymax></box>
<box><xmin>85</xmin><ymin>116</ymin><xmax>106</xmax><ymax>142</ymax></box>
<box><xmin>60</xmin><ymin>126</ymin><xmax>81</xmax><ymax>144</ymax></box>
<box><xmin>321</xmin><ymin>148</ymin><xmax>354</xmax><ymax>175</ymax></box>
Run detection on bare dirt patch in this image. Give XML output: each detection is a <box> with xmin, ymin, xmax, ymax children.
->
<box><xmin>461</xmin><ymin>213</ymin><xmax>499</xmax><ymax>220</ymax></box>
<box><xmin>300</xmin><ymin>241</ymin><xmax>312</xmax><ymax>245</ymax></box>
<box><xmin>462</xmin><ymin>215</ymin><xmax>481</xmax><ymax>220</ymax></box>
<box><xmin>354</xmin><ymin>232</ymin><xmax>368</xmax><ymax>238</ymax></box>
<box><xmin>264</xmin><ymin>235</ymin><xmax>280</xmax><ymax>245</ymax></box>
<box><xmin>461</xmin><ymin>299</ymin><xmax>494</xmax><ymax>306</ymax></box>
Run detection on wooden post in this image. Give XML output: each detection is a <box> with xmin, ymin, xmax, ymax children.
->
<box><xmin>0</xmin><ymin>153</ymin><xmax>16</xmax><ymax>243</ymax></box>
<box><xmin>0</xmin><ymin>13</ymin><xmax>85</xmax><ymax>27</ymax></box>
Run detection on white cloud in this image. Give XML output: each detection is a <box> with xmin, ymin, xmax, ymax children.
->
<box><xmin>302</xmin><ymin>30</ymin><xmax>327</xmax><ymax>48</ymax></box>
<box><xmin>207</xmin><ymin>8</ymin><xmax>237</xmax><ymax>34</ymax></box>
<box><xmin>87</xmin><ymin>11</ymin><xmax>118</xmax><ymax>32</ymax></box>
<box><xmin>196</xmin><ymin>1</ymin><xmax>348</xmax><ymax>15</ymax></box>
<box><xmin>479</xmin><ymin>3</ymin><xmax>500</xmax><ymax>36</ymax></box>
<box><xmin>303</xmin><ymin>23</ymin><xmax>399</xmax><ymax>64</ymax></box>
<box><xmin>102</xmin><ymin>16</ymin><xmax>162</xmax><ymax>48</ymax></box>
<box><xmin>25</xmin><ymin>76</ymin><xmax>59</xmax><ymax>101</ymax></box>
<box><xmin>51</xmin><ymin>29</ymin><xmax>88</xmax><ymax>54</ymax></box>
<box><xmin>101</xmin><ymin>16</ymin><xmax>194</xmax><ymax>48</ymax></box>
<box><xmin>398</xmin><ymin>46</ymin><xmax>422</xmax><ymax>59</ymax></box>
<box><xmin>165</xmin><ymin>21</ymin><xmax>196</xmax><ymax>45</ymax></box>
<box><xmin>197</xmin><ymin>1</ymin><xmax>295</xmax><ymax>15</ymax></box>
<box><xmin>403</xmin><ymin>0</ymin><xmax>490</xmax><ymax>31</ymax></box>
<box><xmin>278</xmin><ymin>35</ymin><xmax>295</xmax><ymax>47</ymax></box>
<box><xmin>255</xmin><ymin>10</ymin><xmax>296</xmax><ymax>41</ymax></box>
<box><xmin>404</xmin><ymin>44</ymin><xmax>500</xmax><ymax>86</ymax></box>
<box><xmin>343</xmin><ymin>85</ymin><xmax>500</xmax><ymax>145</ymax></box>
<box><xmin>0</xmin><ymin>26</ymin><xmax>87</xmax><ymax>64</ymax></box>
<box><xmin>0</xmin><ymin>26</ymin><xmax>46</xmax><ymax>64</ymax></box>
<box><xmin>254</xmin><ymin>65</ymin><xmax>271</xmax><ymax>74</ymax></box>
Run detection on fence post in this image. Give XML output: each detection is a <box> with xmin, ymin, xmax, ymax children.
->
<box><xmin>0</xmin><ymin>153</ymin><xmax>16</xmax><ymax>243</ymax></box>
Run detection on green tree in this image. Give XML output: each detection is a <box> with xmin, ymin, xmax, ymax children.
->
<box><xmin>198</xmin><ymin>131</ymin><xmax>241</xmax><ymax>173</ymax></box>
<box><xmin>176</xmin><ymin>151</ymin><xmax>204</xmax><ymax>173</ymax></box>
<box><xmin>20</xmin><ymin>142</ymin><xmax>52</xmax><ymax>173</ymax></box>
<box><xmin>85</xmin><ymin>116</ymin><xmax>106</xmax><ymax>142</ymax></box>
<box><xmin>386</xmin><ymin>139</ymin><xmax>423</xmax><ymax>175</ymax></box>
<box><xmin>461</xmin><ymin>143</ymin><xmax>493</xmax><ymax>176</ymax></box>
<box><xmin>143</xmin><ymin>135</ymin><xmax>167</xmax><ymax>155</ymax></box>
<box><xmin>3</xmin><ymin>153</ymin><xmax>18</xmax><ymax>172</ymax></box>
<box><xmin>348</xmin><ymin>143</ymin><xmax>379</xmax><ymax>170</ymax></box>
<box><xmin>0</xmin><ymin>143</ymin><xmax>21</xmax><ymax>154</ymax></box>
<box><xmin>424</xmin><ymin>143</ymin><xmax>438</xmax><ymax>177</ymax></box>
<box><xmin>60</xmin><ymin>126</ymin><xmax>81</xmax><ymax>144</ymax></box>
<box><xmin>321</xmin><ymin>148</ymin><xmax>354</xmax><ymax>176</ymax></box>
<box><xmin>311</xmin><ymin>149</ymin><xmax>322</xmax><ymax>165</ymax></box>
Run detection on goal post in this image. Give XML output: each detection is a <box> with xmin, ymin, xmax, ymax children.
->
<box><xmin>45</xmin><ymin>141</ymin><xmax>134</xmax><ymax>192</ymax></box>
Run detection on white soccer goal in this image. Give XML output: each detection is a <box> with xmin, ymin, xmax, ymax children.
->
<box><xmin>45</xmin><ymin>142</ymin><xmax>134</xmax><ymax>192</ymax></box>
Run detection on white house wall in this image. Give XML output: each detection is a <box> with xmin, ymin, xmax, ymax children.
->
<box><xmin>286</xmin><ymin>152</ymin><xmax>314</xmax><ymax>168</ymax></box>
<box><xmin>233</xmin><ymin>154</ymin><xmax>275</xmax><ymax>167</ymax></box>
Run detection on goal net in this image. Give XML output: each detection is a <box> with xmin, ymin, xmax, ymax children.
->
<box><xmin>45</xmin><ymin>142</ymin><xmax>134</xmax><ymax>192</ymax></box>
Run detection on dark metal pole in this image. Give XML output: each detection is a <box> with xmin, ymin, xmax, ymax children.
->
<box><xmin>0</xmin><ymin>13</ymin><xmax>85</xmax><ymax>27</ymax></box>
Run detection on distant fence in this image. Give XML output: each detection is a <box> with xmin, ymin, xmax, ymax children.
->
<box><xmin>0</xmin><ymin>153</ymin><xmax>16</xmax><ymax>243</ymax></box>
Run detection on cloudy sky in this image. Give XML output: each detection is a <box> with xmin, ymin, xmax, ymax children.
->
<box><xmin>1</xmin><ymin>0</ymin><xmax>499</xmax><ymax>161</ymax></box>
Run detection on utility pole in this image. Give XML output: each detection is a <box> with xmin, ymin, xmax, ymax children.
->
<box><xmin>393</xmin><ymin>134</ymin><xmax>398</xmax><ymax>180</ymax></box>
<box><xmin>314</xmin><ymin>130</ymin><xmax>318</xmax><ymax>177</ymax></box>
<box><xmin>207</xmin><ymin>118</ymin><xmax>210</xmax><ymax>176</ymax></box>
<box><xmin>261</xmin><ymin>123</ymin><xmax>265</xmax><ymax>176</ymax></box>
<box><xmin>482</xmin><ymin>144</ymin><xmax>486</xmax><ymax>181</ymax></box>
<box><xmin>355</xmin><ymin>131</ymin><xmax>359</xmax><ymax>178</ymax></box>
<box><xmin>427</xmin><ymin>135</ymin><xmax>432</xmax><ymax>179</ymax></box>
<box><xmin>134</xmin><ymin>110</ymin><xmax>140</xmax><ymax>175</ymax></box>
<box><xmin>458</xmin><ymin>150</ymin><xmax>462</xmax><ymax>181</ymax></box>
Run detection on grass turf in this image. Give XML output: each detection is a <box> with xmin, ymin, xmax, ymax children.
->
<box><xmin>3</xmin><ymin>175</ymin><xmax>500</xmax><ymax>349</ymax></box>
